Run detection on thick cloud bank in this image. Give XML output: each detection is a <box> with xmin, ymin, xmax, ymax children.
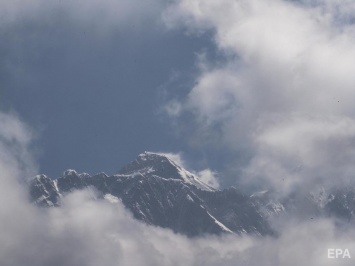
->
<box><xmin>163</xmin><ymin>0</ymin><xmax>355</xmax><ymax>193</ymax></box>
<box><xmin>0</xmin><ymin>113</ymin><xmax>355</xmax><ymax>265</ymax></box>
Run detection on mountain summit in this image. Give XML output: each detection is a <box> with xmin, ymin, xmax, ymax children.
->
<box><xmin>30</xmin><ymin>152</ymin><xmax>355</xmax><ymax>237</ymax></box>
<box><xmin>118</xmin><ymin>152</ymin><xmax>215</xmax><ymax>191</ymax></box>
<box><xmin>29</xmin><ymin>152</ymin><xmax>274</xmax><ymax>237</ymax></box>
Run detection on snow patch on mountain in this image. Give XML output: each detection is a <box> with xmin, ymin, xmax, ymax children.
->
<box><xmin>206</xmin><ymin>211</ymin><xmax>233</xmax><ymax>234</ymax></box>
<box><xmin>29</xmin><ymin>152</ymin><xmax>277</xmax><ymax>237</ymax></box>
<box><xmin>123</xmin><ymin>152</ymin><xmax>215</xmax><ymax>191</ymax></box>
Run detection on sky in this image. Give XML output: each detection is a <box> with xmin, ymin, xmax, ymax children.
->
<box><xmin>2</xmin><ymin>0</ymin><xmax>355</xmax><ymax>265</ymax></box>
<box><xmin>2</xmin><ymin>0</ymin><xmax>355</xmax><ymax>193</ymax></box>
<box><xmin>164</xmin><ymin>0</ymin><xmax>355</xmax><ymax>193</ymax></box>
<box><xmin>0</xmin><ymin>0</ymin><xmax>219</xmax><ymax>179</ymax></box>
<box><xmin>0</xmin><ymin>111</ymin><xmax>354</xmax><ymax>266</ymax></box>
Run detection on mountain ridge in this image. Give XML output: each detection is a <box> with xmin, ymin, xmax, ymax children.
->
<box><xmin>29</xmin><ymin>152</ymin><xmax>275</xmax><ymax>237</ymax></box>
<box><xmin>29</xmin><ymin>152</ymin><xmax>355</xmax><ymax>237</ymax></box>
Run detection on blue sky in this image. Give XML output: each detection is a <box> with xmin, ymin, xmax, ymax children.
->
<box><xmin>3</xmin><ymin>0</ymin><xmax>355</xmax><ymax>193</ymax></box>
<box><xmin>0</xmin><ymin>1</ymin><xmax>222</xmax><ymax>179</ymax></box>
<box><xmin>3</xmin><ymin>2</ymin><xmax>355</xmax><ymax>264</ymax></box>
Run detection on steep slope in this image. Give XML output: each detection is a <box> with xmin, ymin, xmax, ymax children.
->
<box><xmin>196</xmin><ymin>188</ymin><xmax>274</xmax><ymax>236</ymax></box>
<box><xmin>118</xmin><ymin>152</ymin><xmax>215</xmax><ymax>191</ymax></box>
<box><xmin>30</xmin><ymin>175</ymin><xmax>61</xmax><ymax>207</ymax></box>
<box><xmin>251</xmin><ymin>186</ymin><xmax>355</xmax><ymax>224</ymax></box>
<box><xmin>29</xmin><ymin>152</ymin><xmax>274</xmax><ymax>237</ymax></box>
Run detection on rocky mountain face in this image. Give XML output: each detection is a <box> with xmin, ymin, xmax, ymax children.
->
<box><xmin>251</xmin><ymin>186</ymin><xmax>355</xmax><ymax>225</ymax></box>
<box><xmin>29</xmin><ymin>152</ymin><xmax>275</xmax><ymax>237</ymax></box>
<box><xmin>29</xmin><ymin>152</ymin><xmax>355</xmax><ymax>237</ymax></box>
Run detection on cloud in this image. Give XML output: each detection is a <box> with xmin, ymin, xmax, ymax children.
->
<box><xmin>0</xmin><ymin>0</ymin><xmax>167</xmax><ymax>84</ymax></box>
<box><xmin>0</xmin><ymin>0</ymin><xmax>165</xmax><ymax>29</ymax></box>
<box><xmin>157</xmin><ymin>151</ymin><xmax>220</xmax><ymax>189</ymax></box>
<box><xmin>1</xmin><ymin>111</ymin><xmax>355</xmax><ymax>266</ymax></box>
<box><xmin>163</xmin><ymin>0</ymin><xmax>355</xmax><ymax>193</ymax></box>
<box><xmin>0</xmin><ymin>112</ymin><xmax>37</xmax><ymax>179</ymax></box>
<box><xmin>157</xmin><ymin>151</ymin><xmax>187</xmax><ymax>168</ymax></box>
<box><xmin>2</xmin><ymin>1</ymin><xmax>355</xmax><ymax>265</ymax></box>
<box><xmin>196</xmin><ymin>169</ymin><xmax>220</xmax><ymax>189</ymax></box>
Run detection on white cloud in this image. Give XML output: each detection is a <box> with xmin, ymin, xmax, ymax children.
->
<box><xmin>2</xmin><ymin>1</ymin><xmax>355</xmax><ymax>264</ymax></box>
<box><xmin>157</xmin><ymin>152</ymin><xmax>186</xmax><ymax>168</ymax></box>
<box><xmin>157</xmin><ymin>151</ymin><xmax>220</xmax><ymax>189</ymax></box>
<box><xmin>196</xmin><ymin>169</ymin><xmax>220</xmax><ymax>189</ymax></box>
<box><xmin>163</xmin><ymin>0</ymin><xmax>355</xmax><ymax>193</ymax></box>
<box><xmin>0</xmin><ymin>112</ymin><xmax>37</xmax><ymax>179</ymax></box>
<box><xmin>1</xmin><ymin>111</ymin><xmax>355</xmax><ymax>266</ymax></box>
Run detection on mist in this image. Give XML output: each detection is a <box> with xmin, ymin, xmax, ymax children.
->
<box><xmin>2</xmin><ymin>0</ymin><xmax>355</xmax><ymax>265</ymax></box>
<box><xmin>0</xmin><ymin>111</ymin><xmax>353</xmax><ymax>266</ymax></box>
<box><xmin>164</xmin><ymin>0</ymin><xmax>355</xmax><ymax>194</ymax></box>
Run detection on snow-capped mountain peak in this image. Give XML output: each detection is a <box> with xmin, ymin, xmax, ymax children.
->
<box><xmin>63</xmin><ymin>169</ymin><xmax>78</xmax><ymax>177</ymax></box>
<box><xmin>28</xmin><ymin>152</ymin><xmax>355</xmax><ymax>237</ymax></box>
<box><xmin>119</xmin><ymin>152</ymin><xmax>215</xmax><ymax>191</ymax></box>
<box><xmin>29</xmin><ymin>152</ymin><xmax>276</xmax><ymax>237</ymax></box>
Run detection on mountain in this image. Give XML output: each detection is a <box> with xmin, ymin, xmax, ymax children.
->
<box><xmin>30</xmin><ymin>152</ymin><xmax>355</xmax><ymax>237</ymax></box>
<box><xmin>251</xmin><ymin>186</ymin><xmax>355</xmax><ymax>225</ymax></box>
<box><xmin>29</xmin><ymin>152</ymin><xmax>275</xmax><ymax>237</ymax></box>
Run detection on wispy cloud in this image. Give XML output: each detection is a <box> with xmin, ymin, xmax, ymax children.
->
<box><xmin>155</xmin><ymin>151</ymin><xmax>220</xmax><ymax>189</ymax></box>
<box><xmin>2</xmin><ymin>1</ymin><xmax>355</xmax><ymax>265</ymax></box>
<box><xmin>0</xmin><ymin>112</ymin><xmax>37</xmax><ymax>179</ymax></box>
<box><xmin>0</xmin><ymin>115</ymin><xmax>352</xmax><ymax>266</ymax></box>
<box><xmin>163</xmin><ymin>0</ymin><xmax>355</xmax><ymax>194</ymax></box>
<box><xmin>0</xmin><ymin>0</ymin><xmax>165</xmax><ymax>28</ymax></box>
